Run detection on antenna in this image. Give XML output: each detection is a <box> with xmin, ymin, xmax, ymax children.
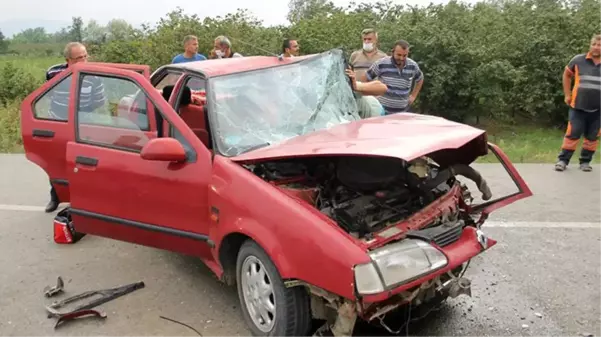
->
<box><xmin>228</xmin><ymin>36</ymin><xmax>281</xmax><ymax>58</ymax></box>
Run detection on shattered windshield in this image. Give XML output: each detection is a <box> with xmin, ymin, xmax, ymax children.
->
<box><xmin>208</xmin><ymin>49</ymin><xmax>361</xmax><ymax>156</ymax></box>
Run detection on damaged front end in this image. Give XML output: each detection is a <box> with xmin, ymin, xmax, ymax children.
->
<box><xmin>242</xmin><ymin>142</ymin><xmax>531</xmax><ymax>336</ymax></box>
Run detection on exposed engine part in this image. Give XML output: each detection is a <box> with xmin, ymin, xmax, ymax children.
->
<box><xmin>249</xmin><ymin>155</ymin><xmax>491</xmax><ymax>239</ymax></box>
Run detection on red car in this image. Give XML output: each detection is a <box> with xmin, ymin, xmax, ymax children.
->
<box><xmin>20</xmin><ymin>50</ymin><xmax>532</xmax><ymax>336</ymax></box>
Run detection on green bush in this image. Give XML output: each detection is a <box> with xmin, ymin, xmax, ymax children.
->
<box><xmin>0</xmin><ymin>61</ymin><xmax>42</xmax><ymax>105</ymax></box>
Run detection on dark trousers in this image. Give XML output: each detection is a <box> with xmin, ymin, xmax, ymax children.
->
<box><xmin>558</xmin><ymin>108</ymin><xmax>601</xmax><ymax>164</ymax></box>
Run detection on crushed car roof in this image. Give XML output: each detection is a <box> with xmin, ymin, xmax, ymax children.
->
<box><xmin>167</xmin><ymin>54</ymin><xmax>316</xmax><ymax>77</ymax></box>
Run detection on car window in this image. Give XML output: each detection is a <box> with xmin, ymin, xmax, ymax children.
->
<box><xmin>33</xmin><ymin>74</ymin><xmax>72</xmax><ymax>121</ymax></box>
<box><xmin>155</xmin><ymin>72</ymin><xmax>183</xmax><ymax>90</ymax></box>
<box><xmin>75</xmin><ymin>73</ymin><xmax>156</xmax><ymax>152</ymax></box>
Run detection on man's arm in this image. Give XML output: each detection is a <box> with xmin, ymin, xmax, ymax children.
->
<box><xmin>355</xmin><ymin>80</ymin><xmax>388</xmax><ymax>96</ymax></box>
<box><xmin>409</xmin><ymin>66</ymin><xmax>424</xmax><ymax>104</ymax></box>
<box><xmin>361</xmin><ymin>61</ymin><xmax>380</xmax><ymax>83</ymax></box>
<box><xmin>563</xmin><ymin>55</ymin><xmax>578</xmax><ymax>105</ymax></box>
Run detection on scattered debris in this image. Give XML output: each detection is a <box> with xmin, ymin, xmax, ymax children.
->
<box><xmin>44</xmin><ymin>277</ymin><xmax>65</xmax><ymax>298</ymax></box>
<box><xmin>534</xmin><ymin>312</ymin><xmax>543</xmax><ymax>318</ymax></box>
<box><xmin>54</xmin><ymin>309</ymin><xmax>107</xmax><ymax>329</ymax></box>
<box><xmin>522</xmin><ymin>324</ymin><xmax>529</xmax><ymax>329</ymax></box>
<box><xmin>160</xmin><ymin>315</ymin><xmax>203</xmax><ymax>336</ymax></box>
<box><xmin>488</xmin><ymin>307</ymin><xmax>494</xmax><ymax>311</ymax></box>
<box><xmin>521</xmin><ymin>317</ymin><xmax>526</xmax><ymax>320</ymax></box>
<box><xmin>45</xmin><ymin>281</ymin><xmax>145</xmax><ymax>318</ymax></box>
<box><xmin>580</xmin><ymin>333</ymin><xmax>593</xmax><ymax>337</ymax></box>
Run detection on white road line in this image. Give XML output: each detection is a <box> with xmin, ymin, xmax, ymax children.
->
<box><xmin>0</xmin><ymin>204</ymin><xmax>46</xmax><ymax>212</ymax></box>
<box><xmin>484</xmin><ymin>221</ymin><xmax>599</xmax><ymax>229</ymax></box>
<box><xmin>0</xmin><ymin>204</ymin><xmax>599</xmax><ymax>229</ymax></box>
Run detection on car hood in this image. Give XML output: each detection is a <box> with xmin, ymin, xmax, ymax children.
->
<box><xmin>229</xmin><ymin>113</ymin><xmax>489</xmax><ymax>167</ymax></box>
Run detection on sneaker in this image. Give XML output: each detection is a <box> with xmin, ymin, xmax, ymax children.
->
<box><xmin>580</xmin><ymin>163</ymin><xmax>593</xmax><ymax>172</ymax></box>
<box><xmin>554</xmin><ymin>161</ymin><xmax>567</xmax><ymax>171</ymax></box>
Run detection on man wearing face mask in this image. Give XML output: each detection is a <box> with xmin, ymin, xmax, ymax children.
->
<box><xmin>212</xmin><ymin>36</ymin><xmax>243</xmax><ymax>59</ymax></box>
<box><xmin>349</xmin><ymin>28</ymin><xmax>387</xmax><ymax>80</ymax></box>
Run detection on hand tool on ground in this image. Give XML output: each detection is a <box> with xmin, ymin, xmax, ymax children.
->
<box><xmin>45</xmin><ymin>281</ymin><xmax>145</xmax><ymax>318</ymax></box>
<box><xmin>44</xmin><ymin>276</ymin><xmax>65</xmax><ymax>297</ymax></box>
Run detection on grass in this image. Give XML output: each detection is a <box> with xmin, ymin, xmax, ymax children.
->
<box><xmin>475</xmin><ymin>124</ymin><xmax>601</xmax><ymax>164</ymax></box>
<box><xmin>1</xmin><ymin>56</ymin><xmax>599</xmax><ymax>164</ymax></box>
<box><xmin>0</xmin><ymin>55</ymin><xmax>63</xmax><ymax>79</ymax></box>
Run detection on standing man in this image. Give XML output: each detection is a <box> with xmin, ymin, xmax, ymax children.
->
<box><xmin>555</xmin><ymin>34</ymin><xmax>601</xmax><ymax>172</ymax></box>
<box><xmin>44</xmin><ymin>42</ymin><xmax>91</xmax><ymax>212</ymax></box>
<box><xmin>360</xmin><ymin>40</ymin><xmax>424</xmax><ymax>115</ymax></box>
<box><xmin>349</xmin><ymin>28</ymin><xmax>387</xmax><ymax>80</ymax></box>
<box><xmin>172</xmin><ymin>35</ymin><xmax>207</xmax><ymax>63</ymax></box>
<box><xmin>213</xmin><ymin>36</ymin><xmax>243</xmax><ymax>58</ymax></box>
<box><xmin>281</xmin><ymin>39</ymin><xmax>300</xmax><ymax>58</ymax></box>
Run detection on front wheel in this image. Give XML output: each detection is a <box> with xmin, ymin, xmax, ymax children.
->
<box><xmin>236</xmin><ymin>240</ymin><xmax>312</xmax><ymax>336</ymax></box>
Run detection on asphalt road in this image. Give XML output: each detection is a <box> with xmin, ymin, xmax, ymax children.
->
<box><xmin>0</xmin><ymin>154</ymin><xmax>599</xmax><ymax>336</ymax></box>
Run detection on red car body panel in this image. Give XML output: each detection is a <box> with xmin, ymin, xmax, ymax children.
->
<box><xmin>19</xmin><ymin>57</ymin><xmax>534</xmax><ymax>318</ymax></box>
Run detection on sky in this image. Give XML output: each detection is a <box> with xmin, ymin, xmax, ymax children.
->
<box><xmin>0</xmin><ymin>0</ymin><xmax>456</xmax><ymax>36</ymax></box>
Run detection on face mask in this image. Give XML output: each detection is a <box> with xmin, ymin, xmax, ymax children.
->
<box><xmin>363</xmin><ymin>43</ymin><xmax>374</xmax><ymax>52</ymax></box>
<box><xmin>215</xmin><ymin>50</ymin><xmax>225</xmax><ymax>57</ymax></box>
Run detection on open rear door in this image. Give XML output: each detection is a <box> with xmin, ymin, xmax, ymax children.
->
<box><xmin>19</xmin><ymin>62</ymin><xmax>151</xmax><ymax>204</ymax></box>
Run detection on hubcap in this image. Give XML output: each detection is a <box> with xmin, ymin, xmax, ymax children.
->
<box><xmin>241</xmin><ymin>255</ymin><xmax>276</xmax><ymax>332</ymax></box>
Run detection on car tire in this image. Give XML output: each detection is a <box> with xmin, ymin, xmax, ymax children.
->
<box><xmin>235</xmin><ymin>239</ymin><xmax>312</xmax><ymax>336</ymax></box>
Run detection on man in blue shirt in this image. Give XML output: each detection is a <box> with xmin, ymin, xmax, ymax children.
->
<box><xmin>172</xmin><ymin>35</ymin><xmax>207</xmax><ymax>63</ymax></box>
<box><xmin>361</xmin><ymin>40</ymin><xmax>424</xmax><ymax>115</ymax></box>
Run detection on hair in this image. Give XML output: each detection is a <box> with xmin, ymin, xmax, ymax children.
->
<box><xmin>183</xmin><ymin>35</ymin><xmax>197</xmax><ymax>45</ymax></box>
<box><xmin>63</xmin><ymin>42</ymin><xmax>85</xmax><ymax>59</ymax></box>
<box><xmin>592</xmin><ymin>34</ymin><xmax>601</xmax><ymax>41</ymax></box>
<box><xmin>214</xmin><ymin>35</ymin><xmax>232</xmax><ymax>48</ymax></box>
<box><xmin>361</xmin><ymin>28</ymin><xmax>378</xmax><ymax>39</ymax></box>
<box><xmin>392</xmin><ymin>39</ymin><xmax>410</xmax><ymax>51</ymax></box>
<box><xmin>282</xmin><ymin>38</ymin><xmax>296</xmax><ymax>53</ymax></box>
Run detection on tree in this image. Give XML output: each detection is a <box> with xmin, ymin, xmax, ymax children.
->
<box><xmin>84</xmin><ymin>19</ymin><xmax>108</xmax><ymax>43</ymax></box>
<box><xmin>69</xmin><ymin>16</ymin><xmax>84</xmax><ymax>42</ymax></box>
<box><xmin>0</xmin><ymin>29</ymin><xmax>8</xmax><ymax>53</ymax></box>
<box><xmin>106</xmin><ymin>19</ymin><xmax>135</xmax><ymax>41</ymax></box>
<box><xmin>286</xmin><ymin>0</ymin><xmax>340</xmax><ymax>23</ymax></box>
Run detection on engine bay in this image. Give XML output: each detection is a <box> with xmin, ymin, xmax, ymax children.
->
<box><xmin>246</xmin><ymin>155</ymin><xmax>492</xmax><ymax>239</ymax></box>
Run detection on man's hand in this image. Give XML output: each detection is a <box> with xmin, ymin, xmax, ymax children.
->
<box><xmin>345</xmin><ymin>67</ymin><xmax>357</xmax><ymax>91</ymax></box>
<box><xmin>564</xmin><ymin>95</ymin><xmax>571</xmax><ymax>105</ymax></box>
<box><xmin>408</xmin><ymin>94</ymin><xmax>416</xmax><ymax>105</ymax></box>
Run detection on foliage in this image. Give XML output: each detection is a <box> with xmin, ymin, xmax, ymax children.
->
<box><xmin>3</xmin><ymin>0</ymin><xmax>601</xmax><ymax>128</ymax></box>
<box><xmin>0</xmin><ymin>29</ymin><xmax>8</xmax><ymax>53</ymax></box>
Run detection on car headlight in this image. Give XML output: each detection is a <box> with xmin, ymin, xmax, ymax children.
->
<box><xmin>354</xmin><ymin>239</ymin><xmax>448</xmax><ymax>295</ymax></box>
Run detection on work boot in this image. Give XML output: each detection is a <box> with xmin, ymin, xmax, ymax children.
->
<box><xmin>45</xmin><ymin>199</ymin><xmax>59</xmax><ymax>213</ymax></box>
<box><xmin>580</xmin><ymin>162</ymin><xmax>593</xmax><ymax>172</ymax></box>
<box><xmin>554</xmin><ymin>160</ymin><xmax>567</xmax><ymax>171</ymax></box>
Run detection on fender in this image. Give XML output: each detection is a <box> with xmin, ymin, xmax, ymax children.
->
<box><xmin>215</xmin><ymin>217</ymin><xmax>293</xmax><ymax>278</ymax></box>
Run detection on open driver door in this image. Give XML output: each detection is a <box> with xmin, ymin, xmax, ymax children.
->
<box><xmin>19</xmin><ymin>62</ymin><xmax>151</xmax><ymax>205</ymax></box>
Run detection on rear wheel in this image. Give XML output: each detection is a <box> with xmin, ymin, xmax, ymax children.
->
<box><xmin>236</xmin><ymin>240</ymin><xmax>312</xmax><ymax>336</ymax></box>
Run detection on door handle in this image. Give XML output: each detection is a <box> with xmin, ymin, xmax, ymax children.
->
<box><xmin>32</xmin><ymin>129</ymin><xmax>55</xmax><ymax>138</ymax></box>
<box><xmin>75</xmin><ymin>156</ymin><xmax>98</xmax><ymax>167</ymax></box>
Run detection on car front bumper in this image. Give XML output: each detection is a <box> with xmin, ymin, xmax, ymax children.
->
<box><xmin>356</xmin><ymin>225</ymin><xmax>495</xmax><ymax>321</ymax></box>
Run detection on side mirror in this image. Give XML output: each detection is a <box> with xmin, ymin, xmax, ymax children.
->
<box><xmin>140</xmin><ymin>138</ymin><xmax>187</xmax><ymax>162</ymax></box>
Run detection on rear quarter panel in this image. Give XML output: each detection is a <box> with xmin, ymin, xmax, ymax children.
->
<box><xmin>209</xmin><ymin>155</ymin><xmax>371</xmax><ymax>300</ymax></box>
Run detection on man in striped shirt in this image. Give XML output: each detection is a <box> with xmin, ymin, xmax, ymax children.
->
<box><xmin>44</xmin><ymin>42</ymin><xmax>106</xmax><ymax>212</ymax></box>
<box><xmin>46</xmin><ymin>43</ymin><xmax>106</xmax><ymax>121</ymax></box>
<box><xmin>361</xmin><ymin>40</ymin><xmax>424</xmax><ymax>114</ymax></box>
